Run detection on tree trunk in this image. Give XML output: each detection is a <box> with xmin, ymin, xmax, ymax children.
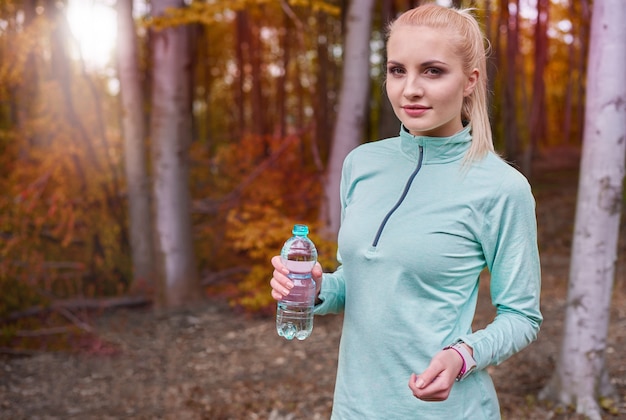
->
<box><xmin>117</xmin><ymin>0</ymin><xmax>156</xmax><ymax>294</ymax></box>
<box><xmin>539</xmin><ymin>1</ymin><xmax>626</xmax><ymax>418</ymax></box>
<box><xmin>501</xmin><ymin>0</ymin><xmax>520</xmax><ymax>165</ymax></box>
<box><xmin>45</xmin><ymin>0</ymin><xmax>94</xmax><ymax>189</ymax></box>
<box><xmin>276</xmin><ymin>9</ymin><xmax>290</xmax><ymax>138</ymax></box>
<box><xmin>316</xmin><ymin>10</ymin><xmax>330</xmax><ymax>153</ymax></box>
<box><xmin>150</xmin><ymin>0</ymin><xmax>201</xmax><ymax>308</ymax></box>
<box><xmin>249</xmin><ymin>20</ymin><xmax>265</xmax><ymax>136</ymax></box>
<box><xmin>378</xmin><ymin>0</ymin><xmax>400</xmax><ymax>140</ymax></box>
<box><xmin>575</xmin><ymin>0</ymin><xmax>592</xmax><ymax>144</ymax></box>
<box><xmin>14</xmin><ymin>0</ymin><xmax>37</xmax><ymax>157</ymax></box>
<box><xmin>235</xmin><ymin>11</ymin><xmax>248</xmax><ymax>136</ymax></box>
<box><xmin>484</xmin><ymin>0</ymin><xmax>497</xmax><ymax>137</ymax></box>
<box><xmin>561</xmin><ymin>0</ymin><xmax>575</xmax><ymax>144</ymax></box>
<box><xmin>321</xmin><ymin>0</ymin><xmax>375</xmax><ymax>238</ymax></box>
<box><xmin>528</xmin><ymin>0</ymin><xmax>549</xmax><ymax>169</ymax></box>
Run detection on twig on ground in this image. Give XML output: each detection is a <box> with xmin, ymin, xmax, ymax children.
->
<box><xmin>3</xmin><ymin>295</ymin><xmax>151</xmax><ymax>323</ymax></box>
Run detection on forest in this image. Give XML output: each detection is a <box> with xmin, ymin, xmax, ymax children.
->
<box><xmin>0</xmin><ymin>0</ymin><xmax>625</xmax><ymax>419</ymax></box>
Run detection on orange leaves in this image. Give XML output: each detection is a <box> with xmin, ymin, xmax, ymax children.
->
<box><xmin>196</xmin><ymin>132</ymin><xmax>329</xmax><ymax>312</ymax></box>
<box><xmin>0</xmin><ymin>16</ymin><xmax>50</xmax><ymax>89</ymax></box>
<box><xmin>288</xmin><ymin>0</ymin><xmax>340</xmax><ymax>16</ymax></box>
<box><xmin>0</xmin><ymin>12</ymin><xmax>130</xmax><ymax>306</ymax></box>
<box><xmin>145</xmin><ymin>0</ymin><xmax>340</xmax><ymax>30</ymax></box>
<box><xmin>226</xmin><ymin>204</ymin><xmax>293</xmax><ymax>258</ymax></box>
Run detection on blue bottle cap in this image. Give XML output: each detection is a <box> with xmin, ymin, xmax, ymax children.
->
<box><xmin>292</xmin><ymin>224</ymin><xmax>309</xmax><ymax>236</ymax></box>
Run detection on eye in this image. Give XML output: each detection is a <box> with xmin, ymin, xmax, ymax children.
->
<box><xmin>424</xmin><ymin>67</ymin><xmax>443</xmax><ymax>76</ymax></box>
<box><xmin>387</xmin><ymin>65</ymin><xmax>405</xmax><ymax>76</ymax></box>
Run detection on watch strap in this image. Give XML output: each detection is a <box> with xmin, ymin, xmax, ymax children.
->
<box><xmin>444</xmin><ymin>342</ymin><xmax>477</xmax><ymax>381</ymax></box>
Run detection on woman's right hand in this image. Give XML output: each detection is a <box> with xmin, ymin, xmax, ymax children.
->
<box><xmin>270</xmin><ymin>255</ymin><xmax>323</xmax><ymax>301</ymax></box>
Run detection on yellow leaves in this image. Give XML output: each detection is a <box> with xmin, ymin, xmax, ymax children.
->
<box><xmin>0</xmin><ymin>26</ymin><xmax>129</xmax><ymax>301</ymax></box>
<box><xmin>51</xmin><ymin>200</ymin><xmax>76</xmax><ymax>249</ymax></box>
<box><xmin>206</xmin><ymin>131</ymin><xmax>327</xmax><ymax>313</ymax></box>
<box><xmin>599</xmin><ymin>397</ymin><xmax>619</xmax><ymax>415</ymax></box>
<box><xmin>144</xmin><ymin>0</ymin><xmax>339</xmax><ymax>30</ymax></box>
<box><xmin>226</xmin><ymin>203</ymin><xmax>292</xmax><ymax>260</ymax></box>
<box><xmin>288</xmin><ymin>0</ymin><xmax>341</xmax><ymax>16</ymax></box>
<box><xmin>0</xmin><ymin>273</ymin><xmax>48</xmax><ymax>320</ymax></box>
<box><xmin>235</xmin><ymin>265</ymin><xmax>275</xmax><ymax>312</ymax></box>
<box><xmin>146</xmin><ymin>2</ymin><xmax>243</xmax><ymax>29</ymax></box>
<box><xmin>0</xmin><ymin>16</ymin><xmax>50</xmax><ymax>89</ymax></box>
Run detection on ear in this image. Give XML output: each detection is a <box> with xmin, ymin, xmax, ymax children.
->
<box><xmin>463</xmin><ymin>68</ymin><xmax>479</xmax><ymax>97</ymax></box>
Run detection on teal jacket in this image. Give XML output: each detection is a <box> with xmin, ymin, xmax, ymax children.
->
<box><xmin>315</xmin><ymin>125</ymin><xmax>542</xmax><ymax>419</ymax></box>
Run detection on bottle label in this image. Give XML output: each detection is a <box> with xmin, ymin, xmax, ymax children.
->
<box><xmin>283</xmin><ymin>259</ymin><xmax>315</xmax><ymax>274</ymax></box>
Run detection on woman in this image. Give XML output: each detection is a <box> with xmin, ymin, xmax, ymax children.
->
<box><xmin>270</xmin><ymin>3</ymin><xmax>542</xmax><ymax>419</ymax></box>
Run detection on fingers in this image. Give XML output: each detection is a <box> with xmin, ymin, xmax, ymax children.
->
<box><xmin>311</xmin><ymin>262</ymin><xmax>323</xmax><ymax>279</ymax></box>
<box><xmin>409</xmin><ymin>349</ymin><xmax>462</xmax><ymax>401</ymax></box>
<box><xmin>270</xmin><ymin>255</ymin><xmax>292</xmax><ymax>301</ymax></box>
<box><xmin>269</xmin><ymin>256</ymin><xmax>324</xmax><ymax>301</ymax></box>
<box><xmin>414</xmin><ymin>362</ymin><xmax>441</xmax><ymax>390</ymax></box>
<box><xmin>409</xmin><ymin>371</ymin><xmax>452</xmax><ymax>401</ymax></box>
<box><xmin>311</xmin><ymin>262</ymin><xmax>323</xmax><ymax>295</ymax></box>
<box><xmin>270</xmin><ymin>276</ymin><xmax>292</xmax><ymax>300</ymax></box>
<box><xmin>270</xmin><ymin>255</ymin><xmax>286</xmax><ymax>270</ymax></box>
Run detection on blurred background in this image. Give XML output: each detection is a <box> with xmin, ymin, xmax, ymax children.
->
<box><xmin>0</xmin><ymin>0</ymin><xmax>593</xmax><ymax>318</ymax></box>
<box><xmin>1</xmin><ymin>0</ymin><xmax>625</xmax><ymax>418</ymax></box>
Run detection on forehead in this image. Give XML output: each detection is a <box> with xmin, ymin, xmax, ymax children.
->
<box><xmin>386</xmin><ymin>25</ymin><xmax>457</xmax><ymax>61</ymax></box>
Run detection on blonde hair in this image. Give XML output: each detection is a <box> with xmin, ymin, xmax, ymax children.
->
<box><xmin>387</xmin><ymin>3</ymin><xmax>494</xmax><ymax>162</ymax></box>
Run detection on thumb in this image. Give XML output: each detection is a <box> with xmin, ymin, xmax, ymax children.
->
<box><xmin>414</xmin><ymin>363</ymin><xmax>443</xmax><ymax>389</ymax></box>
<box><xmin>311</xmin><ymin>263</ymin><xmax>323</xmax><ymax>296</ymax></box>
<box><xmin>312</xmin><ymin>262</ymin><xmax>323</xmax><ymax>281</ymax></box>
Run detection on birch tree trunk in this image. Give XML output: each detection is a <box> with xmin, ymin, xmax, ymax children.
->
<box><xmin>321</xmin><ymin>0</ymin><xmax>375</xmax><ymax>238</ymax></box>
<box><xmin>539</xmin><ymin>1</ymin><xmax>626</xmax><ymax>418</ymax></box>
<box><xmin>150</xmin><ymin>0</ymin><xmax>200</xmax><ymax>308</ymax></box>
<box><xmin>117</xmin><ymin>0</ymin><xmax>156</xmax><ymax>295</ymax></box>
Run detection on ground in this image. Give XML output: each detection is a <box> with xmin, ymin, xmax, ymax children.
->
<box><xmin>1</xmin><ymin>150</ymin><xmax>625</xmax><ymax>420</ymax></box>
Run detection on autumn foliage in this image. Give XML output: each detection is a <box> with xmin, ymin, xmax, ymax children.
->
<box><xmin>0</xmin><ymin>0</ymin><xmax>594</xmax><ymax>350</ymax></box>
<box><xmin>191</xmin><ymin>132</ymin><xmax>337</xmax><ymax>314</ymax></box>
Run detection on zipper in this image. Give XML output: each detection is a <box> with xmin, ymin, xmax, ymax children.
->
<box><xmin>371</xmin><ymin>145</ymin><xmax>424</xmax><ymax>247</ymax></box>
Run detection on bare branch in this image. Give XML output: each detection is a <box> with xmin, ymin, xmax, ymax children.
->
<box><xmin>4</xmin><ymin>295</ymin><xmax>151</xmax><ymax>323</ymax></box>
<box><xmin>54</xmin><ymin>306</ymin><xmax>93</xmax><ymax>333</ymax></box>
<box><xmin>201</xmin><ymin>267</ymin><xmax>251</xmax><ymax>286</ymax></box>
<box><xmin>15</xmin><ymin>326</ymin><xmax>76</xmax><ymax>337</ymax></box>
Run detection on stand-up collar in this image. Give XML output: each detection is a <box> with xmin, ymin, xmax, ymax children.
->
<box><xmin>399</xmin><ymin>124</ymin><xmax>472</xmax><ymax>164</ymax></box>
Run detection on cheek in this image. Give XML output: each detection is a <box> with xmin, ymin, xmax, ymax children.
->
<box><xmin>439</xmin><ymin>85</ymin><xmax>466</xmax><ymax>109</ymax></box>
<box><xmin>385</xmin><ymin>81</ymin><xmax>401</xmax><ymax>104</ymax></box>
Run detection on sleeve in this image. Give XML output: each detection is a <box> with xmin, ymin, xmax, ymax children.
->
<box><xmin>313</xmin><ymin>150</ymin><xmax>356</xmax><ymax>315</ymax></box>
<box><xmin>313</xmin><ymin>258</ymin><xmax>346</xmax><ymax>315</ymax></box>
<box><xmin>457</xmin><ymin>173</ymin><xmax>543</xmax><ymax>370</ymax></box>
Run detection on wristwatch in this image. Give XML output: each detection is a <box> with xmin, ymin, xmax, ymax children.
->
<box><xmin>443</xmin><ymin>342</ymin><xmax>477</xmax><ymax>381</ymax></box>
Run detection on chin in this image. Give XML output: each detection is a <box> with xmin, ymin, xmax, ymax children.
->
<box><xmin>405</xmin><ymin>124</ymin><xmax>459</xmax><ymax>138</ymax></box>
<box><xmin>405</xmin><ymin>126</ymin><xmax>436</xmax><ymax>137</ymax></box>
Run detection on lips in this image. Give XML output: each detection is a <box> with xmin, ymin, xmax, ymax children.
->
<box><xmin>402</xmin><ymin>105</ymin><xmax>430</xmax><ymax>117</ymax></box>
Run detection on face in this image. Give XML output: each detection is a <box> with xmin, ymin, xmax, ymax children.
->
<box><xmin>385</xmin><ymin>25</ymin><xmax>478</xmax><ymax>138</ymax></box>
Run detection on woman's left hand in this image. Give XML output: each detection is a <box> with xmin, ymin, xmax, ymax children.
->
<box><xmin>408</xmin><ymin>348</ymin><xmax>464</xmax><ymax>401</ymax></box>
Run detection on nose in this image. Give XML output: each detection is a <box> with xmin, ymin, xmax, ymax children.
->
<box><xmin>403</xmin><ymin>75</ymin><xmax>424</xmax><ymax>99</ymax></box>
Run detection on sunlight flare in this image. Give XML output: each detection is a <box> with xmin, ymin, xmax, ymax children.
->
<box><xmin>66</xmin><ymin>0</ymin><xmax>117</xmax><ymax>70</ymax></box>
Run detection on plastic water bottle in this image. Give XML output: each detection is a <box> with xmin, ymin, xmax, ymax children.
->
<box><xmin>276</xmin><ymin>224</ymin><xmax>318</xmax><ymax>341</ymax></box>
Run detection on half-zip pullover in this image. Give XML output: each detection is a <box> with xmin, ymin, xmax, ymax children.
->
<box><xmin>315</xmin><ymin>125</ymin><xmax>542</xmax><ymax>419</ymax></box>
<box><xmin>372</xmin><ymin>145</ymin><xmax>423</xmax><ymax>247</ymax></box>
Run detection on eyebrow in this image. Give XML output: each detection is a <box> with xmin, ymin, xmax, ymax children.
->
<box><xmin>421</xmin><ymin>60</ymin><xmax>448</xmax><ymax>67</ymax></box>
<box><xmin>386</xmin><ymin>59</ymin><xmax>448</xmax><ymax>67</ymax></box>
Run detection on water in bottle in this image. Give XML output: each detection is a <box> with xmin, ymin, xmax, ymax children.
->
<box><xmin>276</xmin><ymin>224</ymin><xmax>317</xmax><ymax>341</ymax></box>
